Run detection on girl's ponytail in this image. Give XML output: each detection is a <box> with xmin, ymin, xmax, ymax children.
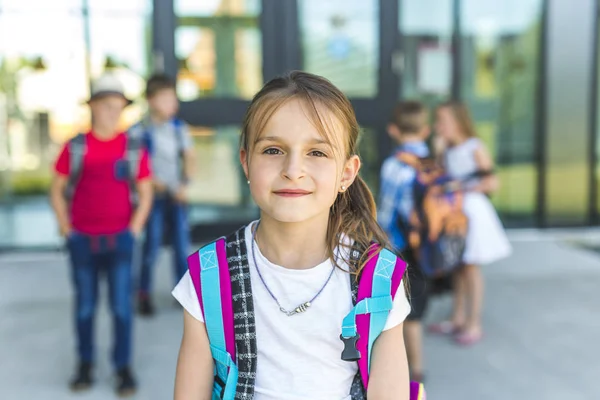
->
<box><xmin>328</xmin><ymin>175</ymin><xmax>391</xmax><ymax>276</ymax></box>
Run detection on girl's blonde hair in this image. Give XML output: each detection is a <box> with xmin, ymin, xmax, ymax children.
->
<box><xmin>438</xmin><ymin>100</ymin><xmax>478</xmax><ymax>138</ymax></box>
<box><xmin>240</xmin><ymin>71</ymin><xmax>391</xmax><ymax>275</ymax></box>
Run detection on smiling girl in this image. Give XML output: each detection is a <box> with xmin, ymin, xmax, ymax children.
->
<box><xmin>172</xmin><ymin>72</ymin><xmax>414</xmax><ymax>400</ymax></box>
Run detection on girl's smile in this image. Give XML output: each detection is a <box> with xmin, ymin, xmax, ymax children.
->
<box><xmin>273</xmin><ymin>188</ymin><xmax>312</xmax><ymax>197</ymax></box>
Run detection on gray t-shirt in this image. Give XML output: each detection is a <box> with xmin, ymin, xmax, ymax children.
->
<box><xmin>129</xmin><ymin>116</ymin><xmax>193</xmax><ymax>193</ymax></box>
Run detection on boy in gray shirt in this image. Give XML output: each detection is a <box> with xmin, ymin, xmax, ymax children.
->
<box><xmin>129</xmin><ymin>74</ymin><xmax>195</xmax><ymax>316</ymax></box>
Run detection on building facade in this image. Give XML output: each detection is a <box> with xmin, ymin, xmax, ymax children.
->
<box><xmin>0</xmin><ymin>0</ymin><xmax>598</xmax><ymax>248</ymax></box>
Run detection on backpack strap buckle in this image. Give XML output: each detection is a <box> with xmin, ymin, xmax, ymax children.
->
<box><xmin>340</xmin><ymin>295</ymin><xmax>393</xmax><ymax>363</ymax></box>
<box><xmin>340</xmin><ymin>334</ymin><xmax>361</xmax><ymax>362</ymax></box>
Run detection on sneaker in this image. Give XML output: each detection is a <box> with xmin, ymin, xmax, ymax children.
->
<box><xmin>69</xmin><ymin>362</ymin><xmax>93</xmax><ymax>392</ymax></box>
<box><xmin>138</xmin><ymin>294</ymin><xmax>155</xmax><ymax>317</ymax></box>
<box><xmin>116</xmin><ymin>367</ymin><xmax>137</xmax><ymax>397</ymax></box>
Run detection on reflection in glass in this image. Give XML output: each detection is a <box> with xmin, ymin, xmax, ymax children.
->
<box><xmin>460</xmin><ymin>0</ymin><xmax>543</xmax><ymax>225</ymax></box>
<box><xmin>175</xmin><ymin>0</ymin><xmax>262</xmax><ymax>100</ymax></box>
<box><xmin>187</xmin><ymin>126</ymin><xmax>248</xmax><ymax>206</ymax></box>
<box><xmin>298</xmin><ymin>0</ymin><xmax>379</xmax><ymax>98</ymax></box>
<box><xmin>399</xmin><ymin>0</ymin><xmax>453</xmax><ymax>108</ymax></box>
<box><xmin>88</xmin><ymin>0</ymin><xmax>152</xmax><ymax>130</ymax></box>
<box><xmin>358</xmin><ymin>127</ymin><xmax>380</xmax><ymax>197</ymax></box>
<box><xmin>0</xmin><ymin>6</ymin><xmax>87</xmax><ymax>200</ymax></box>
<box><xmin>597</xmin><ymin>20</ymin><xmax>600</xmax><ymax>217</ymax></box>
<box><xmin>175</xmin><ymin>0</ymin><xmax>260</xmax><ymax>16</ymax></box>
<box><xmin>0</xmin><ymin>1</ymin><xmax>151</xmax><ymax>201</ymax></box>
<box><xmin>0</xmin><ymin>0</ymin><xmax>82</xmax><ymax>10</ymax></box>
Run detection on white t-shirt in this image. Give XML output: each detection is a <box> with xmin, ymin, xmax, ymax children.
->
<box><xmin>172</xmin><ymin>223</ymin><xmax>411</xmax><ymax>400</ymax></box>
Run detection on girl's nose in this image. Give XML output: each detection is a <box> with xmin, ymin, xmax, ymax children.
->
<box><xmin>281</xmin><ymin>152</ymin><xmax>305</xmax><ymax>181</ymax></box>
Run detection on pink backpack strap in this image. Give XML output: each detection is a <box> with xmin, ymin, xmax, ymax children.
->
<box><xmin>354</xmin><ymin>246</ymin><xmax>378</xmax><ymax>386</ymax></box>
<box><xmin>341</xmin><ymin>245</ymin><xmax>408</xmax><ymax>389</ymax></box>
<box><xmin>187</xmin><ymin>238</ymin><xmax>236</xmax><ymax>362</ymax></box>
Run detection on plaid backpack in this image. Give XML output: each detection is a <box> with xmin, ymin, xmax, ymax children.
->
<box><xmin>186</xmin><ymin>227</ymin><xmax>426</xmax><ymax>400</ymax></box>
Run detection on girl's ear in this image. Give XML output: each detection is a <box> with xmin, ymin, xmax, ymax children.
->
<box><xmin>340</xmin><ymin>154</ymin><xmax>361</xmax><ymax>191</ymax></box>
<box><xmin>240</xmin><ymin>148</ymin><xmax>249</xmax><ymax>180</ymax></box>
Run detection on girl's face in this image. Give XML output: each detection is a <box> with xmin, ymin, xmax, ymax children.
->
<box><xmin>241</xmin><ymin>99</ymin><xmax>359</xmax><ymax>224</ymax></box>
<box><xmin>435</xmin><ymin>107</ymin><xmax>463</xmax><ymax>145</ymax></box>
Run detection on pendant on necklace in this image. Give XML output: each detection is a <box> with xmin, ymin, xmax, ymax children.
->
<box><xmin>282</xmin><ymin>301</ymin><xmax>311</xmax><ymax>316</ymax></box>
<box><xmin>294</xmin><ymin>301</ymin><xmax>311</xmax><ymax>314</ymax></box>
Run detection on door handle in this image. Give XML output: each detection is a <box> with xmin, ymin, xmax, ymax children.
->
<box><xmin>392</xmin><ymin>50</ymin><xmax>405</xmax><ymax>76</ymax></box>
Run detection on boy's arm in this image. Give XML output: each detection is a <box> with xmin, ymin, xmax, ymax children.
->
<box><xmin>378</xmin><ymin>160</ymin><xmax>414</xmax><ymax>233</ymax></box>
<box><xmin>173</xmin><ymin>125</ymin><xmax>196</xmax><ymax>203</ymax></box>
<box><xmin>49</xmin><ymin>174</ymin><xmax>71</xmax><ymax>237</ymax></box>
<box><xmin>49</xmin><ymin>144</ymin><xmax>72</xmax><ymax>237</ymax></box>
<box><xmin>130</xmin><ymin>150</ymin><xmax>153</xmax><ymax>236</ymax></box>
<box><xmin>174</xmin><ymin>310</ymin><xmax>214</xmax><ymax>400</ymax></box>
<box><xmin>130</xmin><ymin>179</ymin><xmax>152</xmax><ymax>236</ymax></box>
<box><xmin>181</xmin><ymin>124</ymin><xmax>196</xmax><ymax>183</ymax></box>
<box><xmin>182</xmin><ymin>148</ymin><xmax>195</xmax><ymax>183</ymax></box>
<box><xmin>367</xmin><ymin>323</ymin><xmax>410</xmax><ymax>399</ymax></box>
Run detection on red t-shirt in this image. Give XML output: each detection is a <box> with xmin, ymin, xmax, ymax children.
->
<box><xmin>55</xmin><ymin>131</ymin><xmax>151</xmax><ymax>235</ymax></box>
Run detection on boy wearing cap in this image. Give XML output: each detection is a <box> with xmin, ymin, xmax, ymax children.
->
<box><xmin>129</xmin><ymin>74</ymin><xmax>194</xmax><ymax>316</ymax></box>
<box><xmin>50</xmin><ymin>74</ymin><xmax>153</xmax><ymax>396</ymax></box>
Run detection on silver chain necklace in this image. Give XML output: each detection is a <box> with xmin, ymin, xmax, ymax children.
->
<box><xmin>251</xmin><ymin>221</ymin><xmax>336</xmax><ymax>316</ymax></box>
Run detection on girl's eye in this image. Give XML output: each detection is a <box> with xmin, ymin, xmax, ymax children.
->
<box><xmin>309</xmin><ymin>150</ymin><xmax>327</xmax><ymax>157</ymax></box>
<box><xmin>263</xmin><ymin>148</ymin><xmax>283</xmax><ymax>155</ymax></box>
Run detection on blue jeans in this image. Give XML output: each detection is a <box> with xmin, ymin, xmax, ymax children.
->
<box><xmin>67</xmin><ymin>229</ymin><xmax>135</xmax><ymax>370</ymax></box>
<box><xmin>139</xmin><ymin>196</ymin><xmax>190</xmax><ymax>294</ymax></box>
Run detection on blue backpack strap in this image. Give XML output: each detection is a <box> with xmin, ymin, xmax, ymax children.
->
<box><xmin>172</xmin><ymin>117</ymin><xmax>184</xmax><ymax>151</ymax></box>
<box><xmin>129</xmin><ymin>121</ymin><xmax>153</xmax><ymax>156</ymax></box>
<box><xmin>366</xmin><ymin>249</ymin><xmax>400</xmax><ymax>367</ymax></box>
<box><xmin>172</xmin><ymin>118</ymin><xmax>191</xmax><ymax>184</ymax></box>
<box><xmin>124</xmin><ymin>134</ymin><xmax>144</xmax><ymax>204</ymax></box>
<box><xmin>188</xmin><ymin>238</ymin><xmax>238</xmax><ymax>399</ymax></box>
<box><xmin>65</xmin><ymin>133</ymin><xmax>86</xmax><ymax>198</ymax></box>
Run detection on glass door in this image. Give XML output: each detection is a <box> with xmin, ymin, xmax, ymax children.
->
<box><xmin>294</xmin><ymin>0</ymin><xmax>399</xmax><ymax>196</ymax></box>
<box><xmin>459</xmin><ymin>0</ymin><xmax>544</xmax><ymax>226</ymax></box>
<box><xmin>397</xmin><ymin>0</ymin><xmax>454</xmax><ymax>109</ymax></box>
<box><xmin>173</xmin><ymin>0</ymin><xmax>263</xmax><ymax>124</ymax></box>
<box><xmin>154</xmin><ymin>0</ymin><xmax>289</xmax><ymax>239</ymax></box>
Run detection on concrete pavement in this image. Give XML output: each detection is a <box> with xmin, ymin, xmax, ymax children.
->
<box><xmin>1</xmin><ymin>234</ymin><xmax>599</xmax><ymax>399</ymax></box>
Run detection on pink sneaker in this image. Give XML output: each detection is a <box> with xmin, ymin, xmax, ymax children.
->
<box><xmin>454</xmin><ymin>330</ymin><xmax>483</xmax><ymax>346</ymax></box>
<box><xmin>427</xmin><ymin>321</ymin><xmax>461</xmax><ymax>335</ymax></box>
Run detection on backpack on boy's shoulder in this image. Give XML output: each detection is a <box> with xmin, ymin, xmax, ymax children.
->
<box><xmin>128</xmin><ymin>117</ymin><xmax>186</xmax><ymax>157</ymax></box>
<box><xmin>395</xmin><ymin>152</ymin><xmax>467</xmax><ymax>278</ymax></box>
<box><xmin>64</xmin><ymin>133</ymin><xmax>144</xmax><ymax>201</ymax></box>
<box><xmin>128</xmin><ymin>118</ymin><xmax>187</xmax><ymax>183</ymax></box>
<box><xmin>185</xmin><ymin>227</ymin><xmax>426</xmax><ymax>400</ymax></box>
